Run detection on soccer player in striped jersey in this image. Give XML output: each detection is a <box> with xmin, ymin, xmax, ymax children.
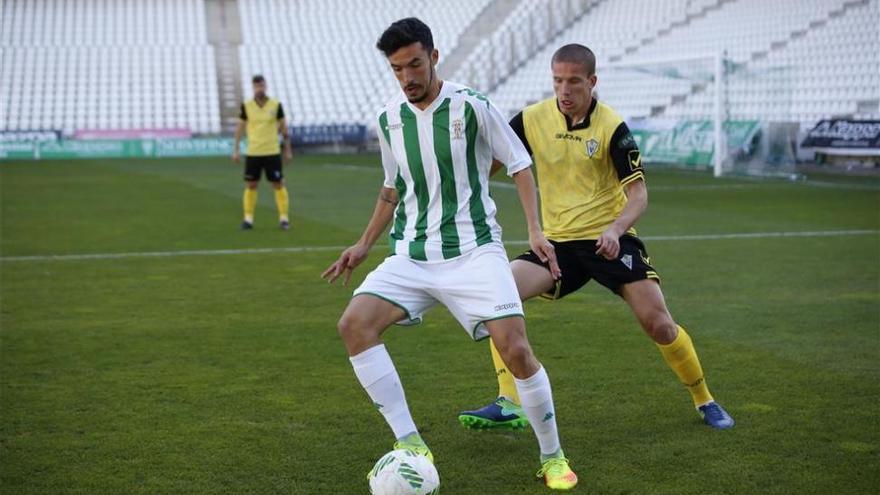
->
<box><xmin>322</xmin><ymin>18</ymin><xmax>578</xmax><ymax>490</ymax></box>
<box><xmin>457</xmin><ymin>44</ymin><xmax>734</xmax><ymax>431</ymax></box>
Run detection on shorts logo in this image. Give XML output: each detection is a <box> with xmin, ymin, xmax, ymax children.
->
<box><xmin>494</xmin><ymin>302</ymin><xmax>521</xmax><ymax>312</ymax></box>
<box><xmin>586</xmin><ymin>138</ymin><xmax>599</xmax><ymax>157</ymax></box>
<box><xmin>452</xmin><ymin>119</ymin><xmax>464</xmax><ymax>140</ymax></box>
<box><xmin>621</xmin><ymin>254</ymin><xmax>633</xmax><ymax>270</ymax></box>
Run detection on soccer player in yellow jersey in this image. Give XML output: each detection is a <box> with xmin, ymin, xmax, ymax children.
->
<box><xmin>458</xmin><ymin>44</ymin><xmax>735</xmax><ymax>430</ymax></box>
<box><xmin>232</xmin><ymin>75</ymin><xmax>293</xmax><ymax>230</ymax></box>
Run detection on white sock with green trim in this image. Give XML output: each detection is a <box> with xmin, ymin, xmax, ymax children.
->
<box><xmin>350</xmin><ymin>344</ymin><xmax>418</xmax><ymax>440</ymax></box>
<box><xmin>514</xmin><ymin>366</ymin><xmax>561</xmax><ymax>458</ymax></box>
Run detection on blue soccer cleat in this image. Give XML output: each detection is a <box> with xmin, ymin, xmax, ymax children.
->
<box><xmin>458</xmin><ymin>397</ymin><xmax>530</xmax><ymax>430</ymax></box>
<box><xmin>698</xmin><ymin>401</ymin><xmax>735</xmax><ymax>429</ymax></box>
<box><xmin>240</xmin><ymin>221</ymin><xmax>254</xmax><ymax>230</ymax></box>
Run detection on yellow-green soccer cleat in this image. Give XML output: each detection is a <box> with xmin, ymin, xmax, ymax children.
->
<box><xmin>366</xmin><ymin>437</ymin><xmax>435</xmax><ymax>481</ymax></box>
<box><xmin>394</xmin><ymin>436</ymin><xmax>434</xmax><ymax>464</ymax></box>
<box><xmin>536</xmin><ymin>456</ymin><xmax>578</xmax><ymax>490</ymax></box>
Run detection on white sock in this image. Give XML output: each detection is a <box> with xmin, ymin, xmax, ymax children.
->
<box><xmin>515</xmin><ymin>366</ymin><xmax>561</xmax><ymax>457</ymax></box>
<box><xmin>349</xmin><ymin>344</ymin><xmax>418</xmax><ymax>440</ymax></box>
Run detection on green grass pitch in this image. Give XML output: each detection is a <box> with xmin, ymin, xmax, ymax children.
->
<box><xmin>1</xmin><ymin>154</ymin><xmax>878</xmax><ymax>494</ymax></box>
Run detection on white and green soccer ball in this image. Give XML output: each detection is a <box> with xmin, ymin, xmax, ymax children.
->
<box><xmin>368</xmin><ymin>449</ymin><xmax>440</xmax><ymax>495</ymax></box>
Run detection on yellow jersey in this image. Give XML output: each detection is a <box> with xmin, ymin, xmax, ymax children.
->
<box><xmin>512</xmin><ymin>97</ymin><xmax>644</xmax><ymax>241</ymax></box>
<box><xmin>240</xmin><ymin>98</ymin><xmax>285</xmax><ymax>156</ymax></box>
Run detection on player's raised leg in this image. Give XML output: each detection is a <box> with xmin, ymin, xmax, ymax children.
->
<box><xmin>337</xmin><ymin>294</ymin><xmax>433</xmax><ymax>460</ymax></box>
<box><xmin>486</xmin><ymin>316</ymin><xmax>577</xmax><ymax>490</ymax></box>
<box><xmin>620</xmin><ymin>279</ymin><xmax>734</xmax><ymax>429</ymax></box>
<box><xmin>459</xmin><ymin>259</ymin><xmax>556</xmax><ymax>430</ymax></box>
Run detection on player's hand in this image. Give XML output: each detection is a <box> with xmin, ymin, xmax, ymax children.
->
<box><xmin>595</xmin><ymin>226</ymin><xmax>622</xmax><ymax>260</ymax></box>
<box><xmin>283</xmin><ymin>147</ymin><xmax>293</xmax><ymax>163</ymax></box>
<box><xmin>232</xmin><ymin>150</ymin><xmax>241</xmax><ymax>163</ymax></box>
<box><xmin>529</xmin><ymin>230</ymin><xmax>561</xmax><ymax>280</ymax></box>
<box><xmin>321</xmin><ymin>244</ymin><xmax>370</xmax><ymax>285</ymax></box>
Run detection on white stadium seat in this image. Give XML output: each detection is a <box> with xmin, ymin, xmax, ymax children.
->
<box><xmin>0</xmin><ymin>0</ymin><xmax>218</xmax><ymax>134</ymax></box>
<box><xmin>0</xmin><ymin>0</ymin><xmax>876</xmax><ymax>133</ymax></box>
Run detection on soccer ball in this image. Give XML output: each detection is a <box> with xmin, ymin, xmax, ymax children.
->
<box><xmin>368</xmin><ymin>449</ymin><xmax>440</xmax><ymax>495</ymax></box>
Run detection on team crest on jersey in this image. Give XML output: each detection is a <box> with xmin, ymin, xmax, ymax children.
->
<box><xmin>452</xmin><ymin>119</ymin><xmax>464</xmax><ymax>140</ymax></box>
<box><xmin>586</xmin><ymin>138</ymin><xmax>599</xmax><ymax>157</ymax></box>
<box><xmin>621</xmin><ymin>254</ymin><xmax>633</xmax><ymax>270</ymax></box>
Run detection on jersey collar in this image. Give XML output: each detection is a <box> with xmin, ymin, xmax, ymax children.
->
<box><xmin>557</xmin><ymin>97</ymin><xmax>597</xmax><ymax>131</ymax></box>
<box><xmin>404</xmin><ymin>81</ymin><xmax>450</xmax><ymax>115</ymax></box>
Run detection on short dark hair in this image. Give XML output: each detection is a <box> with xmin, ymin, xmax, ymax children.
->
<box><xmin>551</xmin><ymin>44</ymin><xmax>596</xmax><ymax>76</ymax></box>
<box><xmin>376</xmin><ymin>17</ymin><xmax>434</xmax><ymax>57</ymax></box>
<box><xmin>252</xmin><ymin>74</ymin><xmax>265</xmax><ymax>84</ymax></box>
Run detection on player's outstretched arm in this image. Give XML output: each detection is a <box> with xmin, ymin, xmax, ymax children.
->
<box><xmin>512</xmin><ymin>168</ymin><xmax>561</xmax><ymax>280</ymax></box>
<box><xmin>595</xmin><ymin>179</ymin><xmax>648</xmax><ymax>260</ymax></box>
<box><xmin>321</xmin><ymin>186</ymin><xmax>399</xmax><ymax>285</ymax></box>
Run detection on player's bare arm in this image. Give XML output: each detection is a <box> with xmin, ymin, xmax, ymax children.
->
<box><xmin>232</xmin><ymin>120</ymin><xmax>245</xmax><ymax>163</ymax></box>
<box><xmin>595</xmin><ymin>178</ymin><xmax>648</xmax><ymax>260</ymax></box>
<box><xmin>322</xmin><ymin>186</ymin><xmax>399</xmax><ymax>285</ymax></box>
<box><xmin>279</xmin><ymin>118</ymin><xmax>293</xmax><ymax>162</ymax></box>
<box><xmin>512</xmin><ymin>167</ymin><xmax>561</xmax><ymax>279</ymax></box>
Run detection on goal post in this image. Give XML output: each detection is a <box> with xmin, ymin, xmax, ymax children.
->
<box><xmin>597</xmin><ymin>51</ymin><xmax>797</xmax><ymax>178</ymax></box>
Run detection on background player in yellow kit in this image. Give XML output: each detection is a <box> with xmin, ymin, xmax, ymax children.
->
<box><xmin>232</xmin><ymin>75</ymin><xmax>293</xmax><ymax>230</ymax></box>
<box><xmin>458</xmin><ymin>44</ymin><xmax>735</xmax><ymax>430</ymax></box>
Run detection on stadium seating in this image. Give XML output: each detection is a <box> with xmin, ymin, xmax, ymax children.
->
<box><xmin>237</xmin><ymin>0</ymin><xmax>491</xmax><ymax>126</ymax></box>
<box><xmin>665</xmin><ymin>0</ymin><xmax>880</xmax><ymax>123</ymax></box>
<box><xmin>486</xmin><ymin>0</ymin><xmax>879</xmax><ymax>127</ymax></box>
<box><xmin>0</xmin><ymin>0</ymin><xmax>876</xmax><ymax>135</ymax></box>
<box><xmin>0</xmin><ymin>0</ymin><xmax>220</xmax><ymax>134</ymax></box>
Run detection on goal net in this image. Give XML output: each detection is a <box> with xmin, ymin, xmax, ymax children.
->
<box><xmin>597</xmin><ymin>53</ymin><xmax>798</xmax><ymax>178</ymax></box>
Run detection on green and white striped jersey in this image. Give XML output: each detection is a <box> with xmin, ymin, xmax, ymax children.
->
<box><xmin>377</xmin><ymin>81</ymin><xmax>532</xmax><ymax>262</ymax></box>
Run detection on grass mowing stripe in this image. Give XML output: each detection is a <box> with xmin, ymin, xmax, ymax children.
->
<box><xmin>2</xmin><ymin>229</ymin><xmax>876</xmax><ymax>262</ymax></box>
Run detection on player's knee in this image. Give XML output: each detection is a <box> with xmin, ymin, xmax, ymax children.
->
<box><xmin>337</xmin><ymin>313</ymin><xmax>380</xmax><ymax>345</ymax></box>
<box><xmin>500</xmin><ymin>338</ymin><xmax>535</xmax><ymax>377</ymax></box>
<box><xmin>246</xmin><ymin>182</ymin><xmax>258</xmax><ymax>190</ymax></box>
<box><xmin>336</xmin><ymin>314</ymin><xmax>360</xmax><ymax>343</ymax></box>
<box><xmin>647</xmin><ymin>318</ymin><xmax>677</xmax><ymax>344</ymax></box>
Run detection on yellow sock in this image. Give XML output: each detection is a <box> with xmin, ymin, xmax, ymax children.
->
<box><xmin>656</xmin><ymin>326</ymin><xmax>714</xmax><ymax>407</ymax></box>
<box><xmin>243</xmin><ymin>188</ymin><xmax>258</xmax><ymax>223</ymax></box>
<box><xmin>490</xmin><ymin>338</ymin><xmax>520</xmax><ymax>404</ymax></box>
<box><xmin>274</xmin><ymin>186</ymin><xmax>289</xmax><ymax>222</ymax></box>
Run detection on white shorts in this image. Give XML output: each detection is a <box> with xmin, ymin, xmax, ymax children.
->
<box><xmin>352</xmin><ymin>242</ymin><xmax>524</xmax><ymax>340</ymax></box>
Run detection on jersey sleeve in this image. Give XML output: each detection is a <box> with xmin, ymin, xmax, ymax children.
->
<box><xmin>276</xmin><ymin>103</ymin><xmax>285</xmax><ymax>120</ymax></box>
<box><xmin>480</xmin><ymin>100</ymin><xmax>532</xmax><ymax>177</ymax></box>
<box><xmin>609</xmin><ymin>122</ymin><xmax>644</xmax><ymax>186</ymax></box>
<box><xmin>508</xmin><ymin>112</ymin><xmax>532</xmax><ymax>155</ymax></box>
<box><xmin>239</xmin><ymin>104</ymin><xmax>247</xmax><ymax>120</ymax></box>
<box><xmin>378</xmin><ymin>125</ymin><xmax>398</xmax><ymax>189</ymax></box>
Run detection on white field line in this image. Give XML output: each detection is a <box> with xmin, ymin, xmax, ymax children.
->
<box><xmin>489</xmin><ymin>180</ymin><xmax>879</xmax><ymax>192</ymax></box>
<box><xmin>487</xmin><ymin>181</ymin><xmax>759</xmax><ymax>191</ymax></box>
<box><xmin>1</xmin><ymin>230</ymin><xmax>876</xmax><ymax>263</ymax></box>
<box><xmin>321</xmin><ymin>163</ymin><xmax>880</xmax><ymax>191</ymax></box>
